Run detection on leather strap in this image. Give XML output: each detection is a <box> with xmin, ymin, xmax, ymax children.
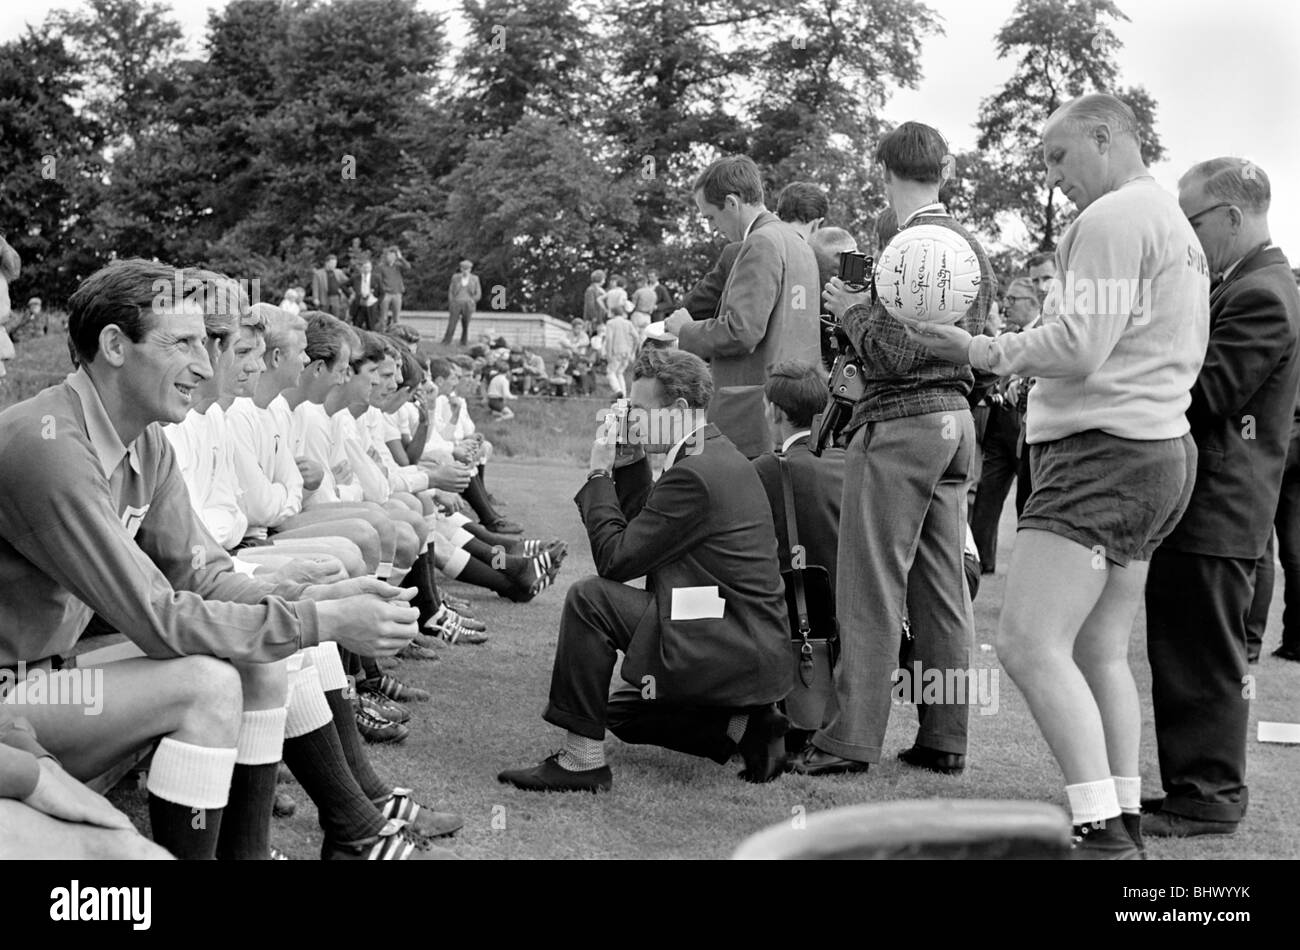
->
<box><xmin>778</xmin><ymin>455</ymin><xmax>814</xmax><ymax>665</ymax></box>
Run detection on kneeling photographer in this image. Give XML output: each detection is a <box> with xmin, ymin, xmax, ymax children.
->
<box><xmin>790</xmin><ymin>121</ymin><xmax>994</xmax><ymax>778</ymax></box>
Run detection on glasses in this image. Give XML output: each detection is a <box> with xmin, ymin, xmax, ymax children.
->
<box><xmin>1187</xmin><ymin>202</ymin><xmax>1235</xmax><ymax>229</ymax></box>
<box><xmin>1006</xmin><ymin>295</ymin><xmax>1036</xmax><ymax>304</ymax></box>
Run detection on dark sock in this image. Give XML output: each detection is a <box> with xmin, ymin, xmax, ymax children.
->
<box><xmin>339</xmin><ymin>648</ymin><xmax>363</xmax><ymax>679</ymax></box>
<box><xmin>324</xmin><ymin>687</ymin><xmax>391</xmax><ymax>802</ymax></box>
<box><xmin>359</xmin><ymin>655</ymin><xmax>383</xmax><ymax>682</ymax></box>
<box><xmin>282</xmin><ymin>726</ymin><xmax>385</xmax><ymax>843</ymax></box>
<box><xmin>452</xmin><ymin>551</ymin><xmax>518</xmax><ymax>596</ymax></box>
<box><xmin>215</xmin><ymin>763</ymin><xmax>278</xmax><ymax>860</ymax></box>
<box><xmin>464</xmin><ymin>537</ymin><xmax>497</xmax><ymax>561</ymax></box>
<box><xmin>464</xmin><ymin>522</ymin><xmax>514</xmax><ymax>548</ymax></box>
<box><xmin>148</xmin><ymin>796</ymin><xmax>224</xmax><ymax>861</ymax></box>
<box><xmin>463</xmin><ymin>474</ymin><xmax>502</xmax><ymax>524</ymax></box>
<box><xmin>405</xmin><ymin>552</ymin><xmax>440</xmax><ymax>626</ymax></box>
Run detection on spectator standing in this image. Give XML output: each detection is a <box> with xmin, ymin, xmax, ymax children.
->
<box><xmin>376</xmin><ymin>246</ymin><xmax>410</xmax><ymax>330</ymax></box>
<box><xmin>444</xmin><ymin>260</ymin><xmax>481</xmax><ymax>346</ymax></box>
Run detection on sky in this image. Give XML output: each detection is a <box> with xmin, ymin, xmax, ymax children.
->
<box><xmin>4</xmin><ymin>0</ymin><xmax>1299</xmax><ymax>253</ymax></box>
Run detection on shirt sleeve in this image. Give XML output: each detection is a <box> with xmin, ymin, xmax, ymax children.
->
<box><xmin>226</xmin><ymin>408</ymin><xmax>298</xmax><ymax>530</ymax></box>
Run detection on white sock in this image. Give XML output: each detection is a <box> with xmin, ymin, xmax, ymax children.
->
<box><xmin>146</xmin><ymin>737</ymin><xmax>237</xmax><ymax>809</ymax></box>
<box><xmin>557</xmin><ymin>732</ymin><xmax>605</xmax><ymax>771</ymax></box>
<box><xmin>726</xmin><ymin>714</ymin><xmax>749</xmax><ymax>744</ymax></box>
<box><xmin>1066</xmin><ymin>778</ymin><xmax>1120</xmax><ymax>826</ymax></box>
<box><xmin>1113</xmin><ymin>775</ymin><xmax>1141</xmax><ymax>815</ymax></box>
<box><xmin>307</xmin><ymin>642</ymin><xmax>348</xmax><ymax>692</ymax></box>
<box><xmin>235</xmin><ymin>707</ymin><xmax>288</xmax><ymax>765</ymax></box>
<box><xmin>284</xmin><ymin>666</ymin><xmax>332</xmax><ymax>738</ymax></box>
<box><xmin>443</xmin><ymin>546</ymin><xmax>470</xmax><ymax>579</ymax></box>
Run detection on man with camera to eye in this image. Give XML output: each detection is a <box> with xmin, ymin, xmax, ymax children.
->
<box><xmin>790</xmin><ymin>122</ymin><xmax>993</xmax><ymax>778</ymax></box>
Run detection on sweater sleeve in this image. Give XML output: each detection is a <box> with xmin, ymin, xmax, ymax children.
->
<box><xmin>0</xmin><ymin>426</ymin><xmax>318</xmax><ymax>663</ymax></box>
<box><xmin>227</xmin><ymin>406</ymin><xmax>297</xmax><ymax>530</ymax></box>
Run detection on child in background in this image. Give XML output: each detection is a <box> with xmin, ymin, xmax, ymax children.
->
<box><xmin>487</xmin><ymin>360</ymin><xmax>516</xmax><ymax>420</ymax></box>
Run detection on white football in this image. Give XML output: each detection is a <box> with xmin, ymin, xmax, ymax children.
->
<box><xmin>874</xmin><ymin>223</ymin><xmax>983</xmax><ymax>325</ymax></box>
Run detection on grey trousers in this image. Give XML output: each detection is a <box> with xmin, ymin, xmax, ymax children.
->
<box><xmin>814</xmin><ymin>408</ymin><xmax>976</xmax><ymax>763</ymax></box>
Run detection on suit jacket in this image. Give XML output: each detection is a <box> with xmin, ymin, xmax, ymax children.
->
<box><xmin>682</xmin><ymin>242</ymin><xmax>741</xmax><ymax>321</ymax></box>
<box><xmin>1162</xmin><ymin>245</ymin><xmax>1300</xmax><ymax>559</ymax></box>
<box><xmin>574</xmin><ymin>425</ymin><xmax>791</xmax><ymax>707</ymax></box>
<box><xmin>350</xmin><ymin>271</ymin><xmax>384</xmax><ymax>315</ymax></box>
<box><xmin>652</xmin><ymin>283</ymin><xmax>675</xmax><ymax>321</ymax></box>
<box><xmin>449</xmin><ymin>273</ymin><xmax>482</xmax><ymax>306</ymax></box>
<box><xmin>677</xmin><ymin>212</ymin><xmax>823</xmax><ymax>458</ymax></box>
<box><xmin>751</xmin><ymin>434</ymin><xmax>845</xmax><ymax>588</ymax></box>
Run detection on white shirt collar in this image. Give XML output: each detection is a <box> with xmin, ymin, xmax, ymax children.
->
<box><xmin>781</xmin><ymin>430</ymin><xmax>812</xmax><ymax>453</ymax></box>
<box><xmin>664</xmin><ymin>423</ymin><xmax>709</xmax><ymax>471</ymax></box>
<box><xmin>900</xmin><ymin>202</ymin><xmax>948</xmax><ymax>227</ymax></box>
<box><xmin>742</xmin><ymin>210</ymin><xmax>765</xmax><ymax>241</ymax></box>
<box><xmin>1221</xmin><ymin>243</ymin><xmax>1277</xmax><ymax>284</ymax></box>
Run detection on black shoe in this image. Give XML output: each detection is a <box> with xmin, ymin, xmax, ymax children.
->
<box><xmin>1140</xmin><ymin>796</ymin><xmax>1165</xmax><ymax>814</ymax></box>
<box><xmin>898</xmin><ymin>744</ymin><xmax>966</xmax><ymax>775</ymax></box>
<box><xmin>980</xmin><ymin>565</ymin><xmax>996</xmax><ymax>575</ymax></box>
<box><xmin>1273</xmin><ymin>643</ymin><xmax>1300</xmax><ymax>662</ymax></box>
<box><xmin>1121</xmin><ymin>812</ymin><xmax>1145</xmax><ymax>854</ymax></box>
<box><xmin>487</xmin><ymin>519</ymin><xmax>524</xmax><ymax>535</ymax></box>
<box><xmin>787</xmin><ymin>746</ymin><xmax>870</xmax><ymax>777</ymax></box>
<box><xmin>1071</xmin><ymin>817</ymin><xmax>1141</xmax><ymax>859</ymax></box>
<box><xmin>1142</xmin><ymin>811</ymin><xmax>1239</xmax><ymax>838</ymax></box>
<box><xmin>498</xmin><ymin>753</ymin><xmax>613</xmax><ymax>793</ymax></box>
<box><xmin>736</xmin><ymin>706</ymin><xmax>789</xmax><ymax>783</ymax></box>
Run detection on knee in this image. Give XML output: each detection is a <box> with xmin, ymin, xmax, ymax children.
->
<box><xmin>335</xmin><ymin>541</ymin><xmax>367</xmax><ymax>578</ymax></box>
<box><xmin>235</xmin><ymin>660</ymin><xmax>289</xmax><ymax>709</ymax></box>
<box><xmin>170</xmin><ymin>657</ymin><xmax>243</xmax><ymax>745</ymax></box>
<box><xmin>393</xmin><ymin>521</ymin><xmax>419</xmax><ymax>558</ymax></box>
<box><xmin>340</xmin><ymin>520</ymin><xmax>381</xmax><ymax>570</ymax></box>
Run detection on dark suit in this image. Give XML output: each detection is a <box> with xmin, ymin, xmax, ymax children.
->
<box><xmin>677</xmin><ymin>213</ymin><xmax>823</xmax><ymax>459</ymax></box>
<box><xmin>1146</xmin><ymin>244</ymin><xmax>1300</xmax><ymax>823</ymax></box>
<box><xmin>1247</xmin><ymin>411</ymin><xmax>1300</xmax><ymax>657</ymax></box>
<box><xmin>969</xmin><ymin>393</ymin><xmax>1023</xmax><ymax>572</ymax></box>
<box><xmin>349</xmin><ymin>270</ymin><xmax>385</xmax><ymax>330</ymax></box>
<box><xmin>545</xmin><ymin>425</ymin><xmax>791</xmax><ymax>764</ymax></box>
<box><xmin>751</xmin><ymin>434</ymin><xmax>845</xmax><ymax>586</ymax></box>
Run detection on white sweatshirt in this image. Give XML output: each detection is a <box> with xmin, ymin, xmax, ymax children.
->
<box><xmin>292</xmin><ymin>400</ymin><xmax>364</xmax><ymax>505</ymax></box>
<box><xmin>162</xmin><ymin>404</ymin><xmax>248</xmax><ymax>549</ymax></box>
<box><xmin>226</xmin><ymin>396</ymin><xmax>304</xmax><ymax>539</ymax></box>
<box><xmin>969</xmin><ymin>178</ymin><xmax>1210</xmax><ymax>443</ymax></box>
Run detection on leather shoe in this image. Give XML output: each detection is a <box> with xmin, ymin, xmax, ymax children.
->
<box><xmin>1139</xmin><ymin>796</ymin><xmax>1165</xmax><ymax>814</ymax></box>
<box><xmin>898</xmin><ymin>744</ymin><xmax>965</xmax><ymax>775</ymax></box>
<box><xmin>736</xmin><ymin>706</ymin><xmax>789</xmax><ymax>783</ymax></box>
<box><xmin>1071</xmin><ymin>818</ymin><xmax>1141</xmax><ymax>860</ymax></box>
<box><xmin>1142</xmin><ymin>811</ymin><xmax>1238</xmax><ymax>838</ymax></box>
<box><xmin>1273</xmin><ymin>643</ymin><xmax>1300</xmax><ymax>662</ymax></box>
<box><xmin>487</xmin><ymin>519</ymin><xmax>524</xmax><ymax>535</ymax></box>
<box><xmin>498</xmin><ymin>753</ymin><xmax>612</xmax><ymax>793</ymax></box>
<box><xmin>787</xmin><ymin>745</ymin><xmax>870</xmax><ymax>777</ymax></box>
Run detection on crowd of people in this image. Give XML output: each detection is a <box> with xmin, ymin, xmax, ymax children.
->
<box><xmin>1</xmin><ymin>90</ymin><xmax>1298</xmax><ymax>862</ymax></box>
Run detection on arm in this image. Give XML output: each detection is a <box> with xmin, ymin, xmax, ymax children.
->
<box><xmin>968</xmin><ymin>226</ymin><xmax>1138</xmax><ymax>379</ymax></box>
<box><xmin>681</xmin><ymin>243</ymin><xmax>741</xmax><ymax>321</ymax></box>
<box><xmin>576</xmin><ymin>464</ymin><xmax>712</xmax><ymax>582</ymax></box>
<box><xmin>676</xmin><ymin>239</ymin><xmax>779</xmax><ymax>359</ymax></box>
<box><xmin>1186</xmin><ymin>284</ymin><xmax>1292</xmax><ymax>430</ymax></box>
<box><xmin>227</xmin><ymin>411</ymin><xmax>297</xmax><ymax>528</ymax></box>
<box><xmin>471</xmin><ymin>276</ymin><xmax>482</xmax><ymax>304</ymax></box>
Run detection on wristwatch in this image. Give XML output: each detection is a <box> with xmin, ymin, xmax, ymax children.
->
<box><xmin>586</xmin><ymin>468</ymin><xmax>612</xmax><ymax>482</ymax></box>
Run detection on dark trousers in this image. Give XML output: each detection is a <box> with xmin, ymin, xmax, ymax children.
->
<box><xmin>1246</xmin><ymin>435</ymin><xmax>1300</xmax><ymax>655</ymax></box>
<box><xmin>970</xmin><ymin>405</ymin><xmax>1020</xmax><ymax>571</ymax></box>
<box><xmin>1014</xmin><ymin>431</ymin><xmax>1033</xmax><ymax>516</ymax></box>
<box><xmin>1145</xmin><ymin>548</ymin><xmax>1254</xmax><ymax>823</ymax></box>
<box><xmin>543</xmin><ymin>576</ymin><xmax>736</xmax><ymax>762</ymax></box>
<box><xmin>443</xmin><ymin>300</ymin><xmax>475</xmax><ymax>345</ymax></box>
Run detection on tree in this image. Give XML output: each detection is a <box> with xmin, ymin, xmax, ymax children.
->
<box><xmin>965</xmin><ymin>0</ymin><xmax>1164</xmax><ymax>250</ymax></box>
<box><xmin>0</xmin><ymin>28</ymin><xmax>107</xmax><ymax>303</ymax></box>
<box><xmin>48</xmin><ymin>0</ymin><xmax>184</xmax><ymax>147</ymax></box>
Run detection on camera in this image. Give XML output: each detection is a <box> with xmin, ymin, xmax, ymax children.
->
<box><xmin>812</xmin><ymin>252</ymin><xmax>875</xmax><ymax>456</ymax></box>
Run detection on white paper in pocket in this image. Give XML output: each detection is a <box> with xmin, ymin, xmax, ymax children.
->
<box><xmin>670</xmin><ymin>586</ymin><xmax>725</xmax><ymax>620</ymax></box>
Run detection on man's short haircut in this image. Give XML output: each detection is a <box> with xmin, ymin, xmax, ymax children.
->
<box><xmin>1056</xmin><ymin>93</ymin><xmax>1141</xmax><ymax>147</ymax></box>
<box><xmin>303</xmin><ymin>311</ymin><xmax>356</xmax><ymax>367</ymax></box>
<box><xmin>1179</xmin><ymin>157</ymin><xmax>1271</xmax><ymax>214</ymax></box>
<box><xmin>591</xmin><ymin>269</ymin><xmax>606</xmax><ymax>283</ymax></box>
<box><xmin>693</xmin><ymin>155</ymin><xmax>765</xmax><ymax>208</ymax></box>
<box><xmin>27</xmin><ymin>297</ymin><xmax>41</xmax><ymax>307</ymax></box>
<box><xmin>764</xmin><ymin>361</ymin><xmax>828</xmax><ymax>429</ymax></box>
<box><xmin>1005</xmin><ymin>276</ymin><xmax>1038</xmax><ymax>299</ymax></box>
<box><xmin>349</xmin><ymin>329</ymin><xmax>387</xmax><ymax>370</ymax></box>
<box><xmin>252</xmin><ymin>302</ymin><xmax>304</xmax><ymax>352</ymax></box>
<box><xmin>68</xmin><ymin>259</ymin><xmax>194</xmax><ymax>365</ymax></box>
<box><xmin>450</xmin><ymin>354</ymin><xmax>475</xmax><ymax>371</ymax></box>
<box><xmin>427</xmin><ymin>356</ymin><xmax>455</xmax><ymax>381</ymax></box>
<box><xmin>875</xmin><ymin>122</ymin><xmax>949</xmax><ymax>184</ymax></box>
<box><xmin>1026</xmin><ymin>251</ymin><xmax>1057</xmax><ymax>271</ymax></box>
<box><xmin>775</xmin><ymin>182</ymin><xmax>830</xmax><ymax>224</ymax></box>
<box><xmin>386</xmin><ymin>324</ymin><xmax>421</xmax><ymax>346</ymax></box>
<box><xmin>631</xmin><ymin>347</ymin><xmax>714</xmax><ymax>409</ymax></box>
<box><xmin>385</xmin><ymin>245</ymin><xmax>400</xmax><ymax>255</ymax></box>
<box><xmin>808</xmin><ymin>226</ymin><xmax>859</xmax><ymax>265</ymax></box>
<box><xmin>395</xmin><ymin>347</ymin><xmax>424</xmax><ymax>391</ymax></box>
<box><xmin>325</xmin><ymin>254</ymin><xmax>337</xmax><ymax>264</ymax></box>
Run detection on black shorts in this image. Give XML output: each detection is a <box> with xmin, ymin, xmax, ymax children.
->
<box><xmin>1020</xmin><ymin>429</ymin><xmax>1196</xmax><ymax>567</ymax></box>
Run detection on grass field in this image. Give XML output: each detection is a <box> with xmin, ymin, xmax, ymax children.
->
<box><xmin>7</xmin><ymin>333</ymin><xmax>1298</xmax><ymax>859</ymax></box>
